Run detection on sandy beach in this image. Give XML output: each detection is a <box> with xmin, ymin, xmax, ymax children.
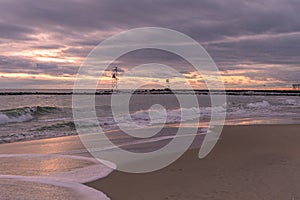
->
<box><xmin>85</xmin><ymin>124</ymin><xmax>300</xmax><ymax>200</ymax></box>
<box><xmin>1</xmin><ymin>124</ymin><xmax>300</xmax><ymax>199</ymax></box>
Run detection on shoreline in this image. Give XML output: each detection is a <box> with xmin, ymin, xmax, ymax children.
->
<box><xmin>1</xmin><ymin>121</ymin><xmax>299</xmax><ymax>145</ymax></box>
<box><xmin>1</xmin><ymin>124</ymin><xmax>300</xmax><ymax>199</ymax></box>
<box><xmin>86</xmin><ymin>124</ymin><xmax>300</xmax><ymax>200</ymax></box>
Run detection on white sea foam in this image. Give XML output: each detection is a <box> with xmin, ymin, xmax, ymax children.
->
<box><xmin>114</xmin><ymin>106</ymin><xmax>225</xmax><ymax>128</ymax></box>
<box><xmin>64</xmin><ymin>130</ymin><xmax>206</xmax><ymax>155</ymax></box>
<box><xmin>246</xmin><ymin>100</ymin><xmax>271</xmax><ymax>108</ymax></box>
<box><xmin>286</xmin><ymin>99</ymin><xmax>298</xmax><ymax>105</ymax></box>
<box><xmin>49</xmin><ymin>161</ymin><xmax>115</xmax><ymax>183</ymax></box>
<box><xmin>0</xmin><ymin>113</ymin><xmax>33</xmax><ymax>125</ymax></box>
<box><xmin>0</xmin><ymin>106</ymin><xmax>60</xmax><ymax>125</ymax></box>
<box><xmin>0</xmin><ymin>154</ymin><xmax>114</xmax><ymax>200</ymax></box>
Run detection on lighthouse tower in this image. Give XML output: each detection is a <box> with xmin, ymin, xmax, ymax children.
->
<box><xmin>166</xmin><ymin>79</ymin><xmax>170</xmax><ymax>90</ymax></box>
<box><xmin>112</xmin><ymin>66</ymin><xmax>119</xmax><ymax>90</ymax></box>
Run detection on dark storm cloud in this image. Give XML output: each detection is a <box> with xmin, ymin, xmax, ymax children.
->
<box><xmin>207</xmin><ymin>32</ymin><xmax>300</xmax><ymax>65</ymax></box>
<box><xmin>62</xmin><ymin>47</ymin><xmax>93</xmax><ymax>58</ymax></box>
<box><xmin>31</xmin><ymin>44</ymin><xmax>65</xmax><ymax>49</ymax></box>
<box><xmin>0</xmin><ymin>77</ymin><xmax>73</xmax><ymax>89</ymax></box>
<box><xmin>36</xmin><ymin>63</ymin><xmax>57</xmax><ymax>69</ymax></box>
<box><xmin>0</xmin><ymin>0</ymin><xmax>299</xmax><ymax>88</ymax></box>
<box><xmin>0</xmin><ymin>55</ymin><xmax>78</xmax><ymax>76</ymax></box>
<box><xmin>1</xmin><ymin>0</ymin><xmax>299</xmax><ymax>39</ymax></box>
<box><xmin>0</xmin><ymin>56</ymin><xmax>35</xmax><ymax>71</ymax></box>
<box><xmin>0</xmin><ymin>22</ymin><xmax>35</xmax><ymax>40</ymax></box>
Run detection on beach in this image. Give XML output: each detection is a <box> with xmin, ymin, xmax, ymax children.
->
<box><xmin>87</xmin><ymin>124</ymin><xmax>300</xmax><ymax>200</ymax></box>
<box><xmin>0</xmin><ymin>92</ymin><xmax>299</xmax><ymax>199</ymax></box>
<box><xmin>1</xmin><ymin>124</ymin><xmax>300</xmax><ymax>199</ymax></box>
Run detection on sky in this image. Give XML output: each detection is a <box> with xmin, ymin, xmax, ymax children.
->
<box><xmin>0</xmin><ymin>0</ymin><xmax>299</xmax><ymax>90</ymax></box>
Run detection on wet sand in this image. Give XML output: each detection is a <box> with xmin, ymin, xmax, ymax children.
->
<box><xmin>86</xmin><ymin>125</ymin><xmax>300</xmax><ymax>200</ymax></box>
<box><xmin>0</xmin><ymin>135</ymin><xmax>111</xmax><ymax>200</ymax></box>
<box><xmin>1</xmin><ymin>125</ymin><xmax>300</xmax><ymax>199</ymax></box>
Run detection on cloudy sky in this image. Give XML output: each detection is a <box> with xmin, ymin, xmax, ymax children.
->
<box><xmin>0</xmin><ymin>0</ymin><xmax>299</xmax><ymax>89</ymax></box>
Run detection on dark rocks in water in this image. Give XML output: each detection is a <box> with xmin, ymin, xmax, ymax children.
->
<box><xmin>0</xmin><ymin>89</ymin><xmax>299</xmax><ymax>96</ymax></box>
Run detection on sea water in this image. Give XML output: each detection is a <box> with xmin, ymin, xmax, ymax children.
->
<box><xmin>0</xmin><ymin>92</ymin><xmax>299</xmax><ymax>143</ymax></box>
<box><xmin>0</xmin><ymin>90</ymin><xmax>299</xmax><ymax>199</ymax></box>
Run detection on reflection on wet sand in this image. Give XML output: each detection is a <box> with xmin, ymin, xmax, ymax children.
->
<box><xmin>0</xmin><ymin>179</ymin><xmax>80</xmax><ymax>200</ymax></box>
<box><xmin>0</xmin><ymin>156</ymin><xmax>93</xmax><ymax>176</ymax></box>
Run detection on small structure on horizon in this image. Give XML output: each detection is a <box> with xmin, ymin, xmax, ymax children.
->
<box><xmin>166</xmin><ymin>79</ymin><xmax>170</xmax><ymax>90</ymax></box>
<box><xmin>292</xmin><ymin>84</ymin><xmax>300</xmax><ymax>90</ymax></box>
<box><xmin>112</xmin><ymin>66</ymin><xmax>119</xmax><ymax>90</ymax></box>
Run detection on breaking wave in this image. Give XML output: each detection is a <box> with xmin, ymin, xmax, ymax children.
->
<box><xmin>0</xmin><ymin>106</ymin><xmax>60</xmax><ymax>125</ymax></box>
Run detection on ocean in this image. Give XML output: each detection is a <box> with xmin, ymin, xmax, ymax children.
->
<box><xmin>0</xmin><ymin>90</ymin><xmax>300</xmax><ymax>199</ymax></box>
<box><xmin>0</xmin><ymin>90</ymin><xmax>299</xmax><ymax>144</ymax></box>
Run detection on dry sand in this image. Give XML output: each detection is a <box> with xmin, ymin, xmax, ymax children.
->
<box><xmin>86</xmin><ymin>125</ymin><xmax>300</xmax><ymax>200</ymax></box>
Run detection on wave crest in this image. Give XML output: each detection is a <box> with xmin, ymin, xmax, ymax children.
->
<box><xmin>0</xmin><ymin>106</ymin><xmax>60</xmax><ymax>125</ymax></box>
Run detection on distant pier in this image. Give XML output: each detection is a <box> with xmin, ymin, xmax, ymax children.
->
<box><xmin>292</xmin><ymin>84</ymin><xmax>300</xmax><ymax>90</ymax></box>
<box><xmin>1</xmin><ymin>89</ymin><xmax>300</xmax><ymax>96</ymax></box>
